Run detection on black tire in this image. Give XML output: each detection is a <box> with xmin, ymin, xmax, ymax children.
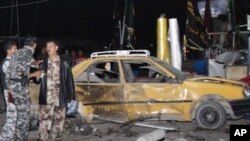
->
<box><xmin>195</xmin><ymin>101</ymin><xmax>226</xmax><ymax>129</ymax></box>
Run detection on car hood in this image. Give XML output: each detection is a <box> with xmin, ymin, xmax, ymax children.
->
<box><xmin>186</xmin><ymin>77</ymin><xmax>246</xmax><ymax>87</ymax></box>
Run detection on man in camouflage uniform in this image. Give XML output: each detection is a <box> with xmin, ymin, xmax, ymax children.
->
<box><xmin>39</xmin><ymin>53</ymin><xmax>64</xmax><ymax>140</ymax></box>
<box><xmin>38</xmin><ymin>40</ymin><xmax>75</xmax><ymax>141</ymax></box>
<box><xmin>5</xmin><ymin>37</ymin><xmax>42</xmax><ymax>141</ymax></box>
<box><xmin>0</xmin><ymin>41</ymin><xmax>17</xmax><ymax>141</ymax></box>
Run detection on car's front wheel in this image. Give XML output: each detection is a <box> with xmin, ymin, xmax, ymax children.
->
<box><xmin>195</xmin><ymin>101</ymin><xmax>226</xmax><ymax>129</ymax></box>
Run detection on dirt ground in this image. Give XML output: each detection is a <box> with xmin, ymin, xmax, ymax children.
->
<box><xmin>0</xmin><ymin>113</ymin><xmax>249</xmax><ymax>141</ymax></box>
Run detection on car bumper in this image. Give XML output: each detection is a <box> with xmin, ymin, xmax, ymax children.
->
<box><xmin>228</xmin><ymin>98</ymin><xmax>250</xmax><ymax>116</ymax></box>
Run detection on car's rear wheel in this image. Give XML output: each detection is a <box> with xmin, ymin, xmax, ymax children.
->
<box><xmin>195</xmin><ymin>101</ymin><xmax>226</xmax><ymax>129</ymax></box>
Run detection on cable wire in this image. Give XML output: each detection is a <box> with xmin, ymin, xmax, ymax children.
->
<box><xmin>16</xmin><ymin>0</ymin><xmax>21</xmax><ymax>47</ymax></box>
<box><xmin>0</xmin><ymin>0</ymin><xmax>49</xmax><ymax>10</ymax></box>
<box><xmin>9</xmin><ymin>0</ymin><xmax>14</xmax><ymax>37</ymax></box>
<box><xmin>33</xmin><ymin>0</ymin><xmax>39</xmax><ymax>34</ymax></box>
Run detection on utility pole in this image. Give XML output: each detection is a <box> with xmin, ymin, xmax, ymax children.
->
<box><xmin>247</xmin><ymin>15</ymin><xmax>250</xmax><ymax>75</ymax></box>
<box><xmin>120</xmin><ymin>0</ymin><xmax>128</xmax><ymax>49</ymax></box>
<box><xmin>113</xmin><ymin>0</ymin><xmax>135</xmax><ymax>50</ymax></box>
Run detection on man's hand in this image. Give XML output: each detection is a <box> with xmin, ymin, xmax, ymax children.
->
<box><xmin>32</xmin><ymin>60</ymin><xmax>43</xmax><ymax>66</ymax></box>
<box><xmin>29</xmin><ymin>70</ymin><xmax>43</xmax><ymax>78</ymax></box>
<box><xmin>36</xmin><ymin>60</ymin><xmax>43</xmax><ymax>65</ymax></box>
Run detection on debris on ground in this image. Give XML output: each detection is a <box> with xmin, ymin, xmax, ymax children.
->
<box><xmin>136</xmin><ymin>129</ymin><xmax>165</xmax><ymax>141</ymax></box>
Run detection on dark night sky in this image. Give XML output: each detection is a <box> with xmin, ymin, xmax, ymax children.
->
<box><xmin>0</xmin><ymin>0</ymin><xmax>187</xmax><ymax>48</ymax></box>
<box><xmin>0</xmin><ymin>0</ymin><xmax>249</xmax><ymax>49</ymax></box>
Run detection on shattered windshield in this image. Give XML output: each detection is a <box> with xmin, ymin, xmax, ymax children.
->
<box><xmin>151</xmin><ymin>57</ymin><xmax>186</xmax><ymax>81</ymax></box>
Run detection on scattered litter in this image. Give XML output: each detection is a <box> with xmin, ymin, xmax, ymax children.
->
<box><xmin>137</xmin><ymin>129</ymin><xmax>166</xmax><ymax>141</ymax></box>
<box><xmin>171</xmin><ymin>138</ymin><xmax>187</xmax><ymax>141</ymax></box>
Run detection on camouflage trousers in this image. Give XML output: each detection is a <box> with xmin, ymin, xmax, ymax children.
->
<box><xmin>0</xmin><ymin>90</ymin><xmax>17</xmax><ymax>141</ymax></box>
<box><xmin>3</xmin><ymin>90</ymin><xmax>9</xmax><ymax>106</ymax></box>
<box><xmin>39</xmin><ymin>105</ymin><xmax>66</xmax><ymax>141</ymax></box>
<box><xmin>0</xmin><ymin>90</ymin><xmax>6</xmax><ymax>111</ymax></box>
<box><xmin>11</xmin><ymin>86</ymin><xmax>31</xmax><ymax>141</ymax></box>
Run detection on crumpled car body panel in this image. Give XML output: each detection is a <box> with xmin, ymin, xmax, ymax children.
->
<box><xmin>29</xmin><ymin>57</ymin><xmax>246</xmax><ymax>122</ymax></box>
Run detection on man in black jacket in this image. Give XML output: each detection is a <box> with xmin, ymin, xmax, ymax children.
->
<box><xmin>38</xmin><ymin>40</ymin><xmax>75</xmax><ymax>141</ymax></box>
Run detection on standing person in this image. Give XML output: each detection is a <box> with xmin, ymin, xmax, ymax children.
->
<box><xmin>38</xmin><ymin>40</ymin><xmax>75</xmax><ymax>141</ymax></box>
<box><xmin>37</xmin><ymin>47</ymin><xmax>47</xmax><ymax>60</ymax></box>
<box><xmin>5</xmin><ymin>37</ymin><xmax>42</xmax><ymax>141</ymax></box>
<box><xmin>76</xmin><ymin>50</ymin><xmax>86</xmax><ymax>64</ymax></box>
<box><xmin>0</xmin><ymin>41</ymin><xmax>17</xmax><ymax>141</ymax></box>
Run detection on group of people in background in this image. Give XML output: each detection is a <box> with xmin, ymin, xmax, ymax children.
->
<box><xmin>70</xmin><ymin>50</ymin><xmax>86</xmax><ymax>66</ymax></box>
<box><xmin>0</xmin><ymin>37</ymin><xmax>75</xmax><ymax>141</ymax></box>
<box><xmin>37</xmin><ymin>46</ymin><xmax>87</xmax><ymax>67</ymax></box>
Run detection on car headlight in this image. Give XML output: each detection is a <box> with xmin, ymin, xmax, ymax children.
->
<box><xmin>243</xmin><ymin>88</ymin><xmax>250</xmax><ymax>98</ymax></box>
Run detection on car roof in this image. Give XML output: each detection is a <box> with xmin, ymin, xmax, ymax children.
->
<box><xmin>90</xmin><ymin>50</ymin><xmax>150</xmax><ymax>59</ymax></box>
<box><xmin>90</xmin><ymin>56</ymin><xmax>150</xmax><ymax>60</ymax></box>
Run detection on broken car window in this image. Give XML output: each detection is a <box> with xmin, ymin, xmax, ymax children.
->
<box><xmin>122</xmin><ymin>61</ymin><xmax>173</xmax><ymax>83</ymax></box>
<box><xmin>75</xmin><ymin>61</ymin><xmax>120</xmax><ymax>83</ymax></box>
<box><xmin>151</xmin><ymin>57</ymin><xmax>186</xmax><ymax>81</ymax></box>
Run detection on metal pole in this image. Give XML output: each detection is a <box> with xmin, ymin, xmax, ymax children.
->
<box><xmin>120</xmin><ymin>0</ymin><xmax>128</xmax><ymax>49</ymax></box>
<box><xmin>231</xmin><ymin>0</ymin><xmax>236</xmax><ymax>30</ymax></box>
<box><xmin>134</xmin><ymin>123</ymin><xmax>176</xmax><ymax>131</ymax></box>
<box><xmin>119</xmin><ymin>20</ymin><xmax>122</xmax><ymax>49</ymax></box>
<box><xmin>95</xmin><ymin>117</ymin><xmax>177</xmax><ymax>131</ymax></box>
<box><xmin>232</xmin><ymin>32</ymin><xmax>236</xmax><ymax>49</ymax></box>
<box><xmin>248</xmin><ymin>36</ymin><xmax>250</xmax><ymax>75</ymax></box>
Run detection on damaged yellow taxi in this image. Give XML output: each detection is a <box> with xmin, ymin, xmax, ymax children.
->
<box><xmin>73</xmin><ymin>50</ymin><xmax>250</xmax><ymax>129</ymax></box>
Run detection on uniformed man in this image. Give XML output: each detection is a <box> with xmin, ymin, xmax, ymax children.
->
<box><xmin>38</xmin><ymin>40</ymin><xmax>75</xmax><ymax>141</ymax></box>
<box><xmin>5</xmin><ymin>37</ymin><xmax>42</xmax><ymax>141</ymax></box>
<box><xmin>0</xmin><ymin>41</ymin><xmax>17</xmax><ymax>141</ymax></box>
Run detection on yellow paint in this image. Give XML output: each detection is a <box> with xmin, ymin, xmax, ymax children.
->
<box><xmin>157</xmin><ymin>16</ymin><xmax>171</xmax><ymax>64</ymax></box>
<box><xmin>70</xmin><ymin>57</ymin><xmax>247</xmax><ymax>122</ymax></box>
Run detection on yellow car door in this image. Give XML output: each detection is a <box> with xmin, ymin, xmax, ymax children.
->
<box><xmin>122</xmin><ymin>59</ymin><xmax>184</xmax><ymax>120</ymax></box>
<box><xmin>75</xmin><ymin>60</ymin><xmax>127</xmax><ymax>120</ymax></box>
